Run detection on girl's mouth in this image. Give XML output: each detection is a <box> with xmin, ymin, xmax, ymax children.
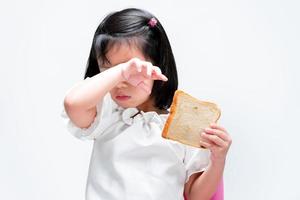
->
<box><xmin>116</xmin><ymin>95</ymin><xmax>131</xmax><ymax>101</ymax></box>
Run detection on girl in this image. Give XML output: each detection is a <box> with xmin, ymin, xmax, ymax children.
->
<box><xmin>61</xmin><ymin>8</ymin><xmax>231</xmax><ymax>200</ymax></box>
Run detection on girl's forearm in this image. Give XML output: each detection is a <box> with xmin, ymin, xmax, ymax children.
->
<box><xmin>189</xmin><ymin>160</ymin><xmax>225</xmax><ymax>200</ymax></box>
<box><xmin>64</xmin><ymin>64</ymin><xmax>124</xmax><ymax>110</ymax></box>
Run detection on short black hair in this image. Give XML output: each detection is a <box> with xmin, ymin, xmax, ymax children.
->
<box><xmin>84</xmin><ymin>8</ymin><xmax>178</xmax><ymax>110</ymax></box>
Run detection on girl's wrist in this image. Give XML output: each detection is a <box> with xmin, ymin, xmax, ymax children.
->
<box><xmin>210</xmin><ymin>157</ymin><xmax>226</xmax><ymax>168</ymax></box>
<box><xmin>116</xmin><ymin>63</ymin><xmax>127</xmax><ymax>82</ymax></box>
<box><xmin>109</xmin><ymin>63</ymin><xmax>126</xmax><ymax>83</ymax></box>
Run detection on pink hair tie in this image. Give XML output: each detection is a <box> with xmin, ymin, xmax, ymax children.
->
<box><xmin>148</xmin><ymin>18</ymin><xmax>157</xmax><ymax>27</ymax></box>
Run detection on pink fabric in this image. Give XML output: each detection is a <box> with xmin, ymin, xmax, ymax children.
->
<box><xmin>211</xmin><ymin>179</ymin><xmax>224</xmax><ymax>200</ymax></box>
<box><xmin>184</xmin><ymin>179</ymin><xmax>224</xmax><ymax>200</ymax></box>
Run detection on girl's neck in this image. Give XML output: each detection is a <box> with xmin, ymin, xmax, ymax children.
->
<box><xmin>137</xmin><ymin>98</ymin><xmax>169</xmax><ymax>115</ymax></box>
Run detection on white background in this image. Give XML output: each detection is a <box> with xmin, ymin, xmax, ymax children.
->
<box><xmin>1</xmin><ymin>0</ymin><xmax>299</xmax><ymax>199</ymax></box>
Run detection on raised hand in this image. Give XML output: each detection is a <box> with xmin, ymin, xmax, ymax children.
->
<box><xmin>119</xmin><ymin>58</ymin><xmax>168</xmax><ymax>93</ymax></box>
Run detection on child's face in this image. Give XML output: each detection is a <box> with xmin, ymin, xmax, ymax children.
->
<box><xmin>102</xmin><ymin>43</ymin><xmax>155</xmax><ymax>111</ymax></box>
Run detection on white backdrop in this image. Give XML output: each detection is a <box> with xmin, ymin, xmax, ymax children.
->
<box><xmin>1</xmin><ymin>0</ymin><xmax>299</xmax><ymax>199</ymax></box>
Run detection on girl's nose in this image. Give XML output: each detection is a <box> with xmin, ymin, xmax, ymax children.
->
<box><xmin>115</xmin><ymin>81</ymin><xmax>128</xmax><ymax>89</ymax></box>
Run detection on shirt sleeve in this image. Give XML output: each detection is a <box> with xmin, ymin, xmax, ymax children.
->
<box><xmin>183</xmin><ymin>145</ymin><xmax>211</xmax><ymax>183</ymax></box>
<box><xmin>60</xmin><ymin>93</ymin><xmax>116</xmax><ymax>140</ymax></box>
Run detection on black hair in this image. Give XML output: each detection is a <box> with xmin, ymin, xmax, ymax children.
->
<box><xmin>84</xmin><ymin>8</ymin><xmax>178</xmax><ymax>110</ymax></box>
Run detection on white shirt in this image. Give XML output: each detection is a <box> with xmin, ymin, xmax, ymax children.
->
<box><xmin>61</xmin><ymin>94</ymin><xmax>210</xmax><ymax>200</ymax></box>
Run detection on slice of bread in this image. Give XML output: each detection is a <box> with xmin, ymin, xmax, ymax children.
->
<box><xmin>162</xmin><ymin>90</ymin><xmax>221</xmax><ymax>148</ymax></box>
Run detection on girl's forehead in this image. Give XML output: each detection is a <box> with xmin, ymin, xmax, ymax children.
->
<box><xmin>105</xmin><ymin>43</ymin><xmax>147</xmax><ymax>66</ymax></box>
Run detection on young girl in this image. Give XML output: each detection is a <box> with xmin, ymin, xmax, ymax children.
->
<box><xmin>61</xmin><ymin>8</ymin><xmax>231</xmax><ymax>200</ymax></box>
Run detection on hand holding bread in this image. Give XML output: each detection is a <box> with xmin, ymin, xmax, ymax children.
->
<box><xmin>201</xmin><ymin>122</ymin><xmax>232</xmax><ymax>164</ymax></box>
<box><xmin>162</xmin><ymin>90</ymin><xmax>231</xmax><ymax>163</ymax></box>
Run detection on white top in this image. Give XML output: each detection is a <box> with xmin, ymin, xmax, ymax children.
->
<box><xmin>61</xmin><ymin>93</ymin><xmax>210</xmax><ymax>200</ymax></box>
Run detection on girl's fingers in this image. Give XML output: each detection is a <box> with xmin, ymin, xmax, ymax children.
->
<box><xmin>204</xmin><ymin>127</ymin><xmax>230</xmax><ymax>142</ymax></box>
<box><xmin>146</xmin><ymin>63</ymin><xmax>152</xmax><ymax>77</ymax></box>
<box><xmin>154</xmin><ymin>66</ymin><xmax>162</xmax><ymax>75</ymax></box>
<box><xmin>200</xmin><ymin>134</ymin><xmax>211</xmax><ymax>144</ymax></box>
<box><xmin>127</xmin><ymin>74</ymin><xmax>144</xmax><ymax>86</ymax></box>
<box><xmin>129</xmin><ymin>59</ymin><xmax>168</xmax><ymax>82</ymax></box>
<box><xmin>152</xmin><ymin>74</ymin><xmax>168</xmax><ymax>81</ymax></box>
<box><xmin>136</xmin><ymin>61</ymin><xmax>142</xmax><ymax>72</ymax></box>
<box><xmin>137</xmin><ymin>81</ymin><xmax>151</xmax><ymax>94</ymax></box>
<box><xmin>152</xmin><ymin>67</ymin><xmax>168</xmax><ymax>81</ymax></box>
<box><xmin>139</xmin><ymin>62</ymin><xmax>154</xmax><ymax>78</ymax></box>
<box><xmin>199</xmin><ymin>140</ymin><xmax>212</xmax><ymax>149</ymax></box>
<box><xmin>210</xmin><ymin>123</ymin><xmax>227</xmax><ymax>133</ymax></box>
<box><xmin>201</xmin><ymin>132</ymin><xmax>227</xmax><ymax>147</ymax></box>
<box><xmin>158</xmin><ymin>74</ymin><xmax>168</xmax><ymax>81</ymax></box>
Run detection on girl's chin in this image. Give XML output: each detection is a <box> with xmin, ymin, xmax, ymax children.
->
<box><xmin>114</xmin><ymin>100</ymin><xmax>135</xmax><ymax>108</ymax></box>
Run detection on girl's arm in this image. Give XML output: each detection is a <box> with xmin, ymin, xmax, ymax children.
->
<box><xmin>184</xmin><ymin>123</ymin><xmax>231</xmax><ymax>200</ymax></box>
<box><xmin>63</xmin><ymin>58</ymin><xmax>167</xmax><ymax>129</ymax></box>
<box><xmin>185</xmin><ymin>160</ymin><xmax>224</xmax><ymax>200</ymax></box>
<box><xmin>64</xmin><ymin>65</ymin><xmax>124</xmax><ymax>128</ymax></box>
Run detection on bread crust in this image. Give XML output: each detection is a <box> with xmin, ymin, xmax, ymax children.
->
<box><xmin>162</xmin><ymin>90</ymin><xmax>221</xmax><ymax>148</ymax></box>
<box><xmin>162</xmin><ymin>90</ymin><xmax>182</xmax><ymax>138</ymax></box>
